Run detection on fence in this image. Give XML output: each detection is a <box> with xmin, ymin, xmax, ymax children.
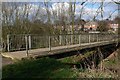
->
<box><xmin>6</xmin><ymin>33</ymin><xmax>118</xmax><ymax>52</ymax></box>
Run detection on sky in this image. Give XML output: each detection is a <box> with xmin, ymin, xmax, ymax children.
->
<box><xmin>31</xmin><ymin>2</ymin><xmax>118</xmax><ymax>20</ymax></box>
<box><xmin>2</xmin><ymin>1</ymin><xmax>119</xmax><ymax>21</ymax></box>
<box><xmin>1</xmin><ymin>0</ymin><xmax>120</xmax><ymax>2</ymax></box>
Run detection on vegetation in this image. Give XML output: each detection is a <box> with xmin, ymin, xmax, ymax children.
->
<box><xmin>2</xmin><ymin>58</ymin><xmax>78</xmax><ymax>78</ymax></box>
<box><xmin>3</xmin><ymin>57</ymin><xmax>118</xmax><ymax>79</ymax></box>
<box><xmin>101</xmin><ymin>50</ymin><xmax>120</xmax><ymax>77</ymax></box>
<box><xmin>3</xmin><ymin>47</ymin><xmax>120</xmax><ymax>78</ymax></box>
<box><xmin>97</xmin><ymin>20</ymin><xmax>109</xmax><ymax>32</ymax></box>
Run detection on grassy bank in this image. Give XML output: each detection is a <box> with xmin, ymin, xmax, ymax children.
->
<box><xmin>2</xmin><ymin>58</ymin><xmax>78</xmax><ymax>78</ymax></box>
<box><xmin>2</xmin><ymin>48</ymin><xmax>120</xmax><ymax>78</ymax></box>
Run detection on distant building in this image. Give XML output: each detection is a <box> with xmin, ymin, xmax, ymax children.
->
<box><xmin>108</xmin><ymin>23</ymin><xmax>118</xmax><ymax>32</ymax></box>
<box><xmin>84</xmin><ymin>21</ymin><xmax>98</xmax><ymax>31</ymax></box>
<box><xmin>53</xmin><ymin>21</ymin><xmax>99</xmax><ymax>33</ymax></box>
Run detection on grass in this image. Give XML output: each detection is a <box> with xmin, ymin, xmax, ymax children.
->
<box><xmin>2</xmin><ymin>57</ymin><xmax>78</xmax><ymax>78</ymax></box>
<box><xmin>78</xmin><ymin>69</ymin><xmax>115</xmax><ymax>78</ymax></box>
<box><xmin>3</xmin><ymin>48</ymin><xmax>120</xmax><ymax>79</ymax></box>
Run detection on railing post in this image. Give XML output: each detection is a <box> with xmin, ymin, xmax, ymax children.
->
<box><xmin>65</xmin><ymin>35</ymin><xmax>67</xmax><ymax>48</ymax></box>
<box><xmin>65</xmin><ymin>35</ymin><xmax>68</xmax><ymax>46</ymax></box>
<box><xmin>28</xmin><ymin>35</ymin><xmax>31</xmax><ymax>49</ymax></box>
<box><xmin>59</xmin><ymin>35</ymin><xmax>62</xmax><ymax>45</ymax></box>
<box><xmin>49</xmin><ymin>36</ymin><xmax>51</xmax><ymax>51</ymax></box>
<box><xmin>97</xmin><ymin>34</ymin><xmax>99</xmax><ymax>42</ymax></box>
<box><xmin>7</xmin><ymin>34</ymin><xmax>10</xmax><ymax>52</ymax></box>
<box><xmin>89</xmin><ymin>34</ymin><xmax>91</xmax><ymax>43</ymax></box>
<box><xmin>0</xmin><ymin>38</ymin><xmax>2</xmax><ymax>52</ymax></box>
<box><xmin>71</xmin><ymin>34</ymin><xmax>73</xmax><ymax>44</ymax></box>
<box><xmin>93</xmin><ymin>34</ymin><xmax>94</xmax><ymax>42</ymax></box>
<box><xmin>25</xmin><ymin>35</ymin><xmax>28</xmax><ymax>57</ymax></box>
<box><xmin>79</xmin><ymin>34</ymin><xmax>81</xmax><ymax>45</ymax></box>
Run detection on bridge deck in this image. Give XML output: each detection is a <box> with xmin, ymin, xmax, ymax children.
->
<box><xmin>1</xmin><ymin>40</ymin><xmax>117</xmax><ymax>60</ymax></box>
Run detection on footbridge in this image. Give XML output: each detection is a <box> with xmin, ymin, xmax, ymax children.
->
<box><xmin>1</xmin><ymin>33</ymin><xmax>120</xmax><ymax>60</ymax></box>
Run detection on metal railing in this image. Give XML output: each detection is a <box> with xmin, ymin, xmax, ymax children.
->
<box><xmin>6</xmin><ymin>33</ymin><xmax>118</xmax><ymax>52</ymax></box>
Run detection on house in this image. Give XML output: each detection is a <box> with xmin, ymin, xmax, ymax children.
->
<box><xmin>108</xmin><ymin>23</ymin><xmax>118</xmax><ymax>32</ymax></box>
<box><xmin>53</xmin><ymin>21</ymin><xmax>99</xmax><ymax>33</ymax></box>
<box><xmin>53</xmin><ymin>24</ymin><xmax>82</xmax><ymax>34</ymax></box>
<box><xmin>84</xmin><ymin>21</ymin><xmax>98</xmax><ymax>31</ymax></box>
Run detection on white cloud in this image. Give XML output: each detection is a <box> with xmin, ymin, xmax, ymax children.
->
<box><xmin>75</xmin><ymin>2</ymin><xmax>118</xmax><ymax>20</ymax></box>
<box><xmin>52</xmin><ymin>2</ymin><xmax>69</xmax><ymax>11</ymax></box>
<box><xmin>17</xmin><ymin>3</ymin><xmax>47</xmax><ymax>16</ymax></box>
<box><xmin>75</xmin><ymin>4</ymin><xmax>98</xmax><ymax>19</ymax></box>
<box><xmin>52</xmin><ymin>2</ymin><xmax>69</xmax><ymax>15</ymax></box>
<box><xmin>5</xmin><ymin>2</ymin><xmax>118</xmax><ymax>21</ymax></box>
<box><xmin>2</xmin><ymin>0</ymin><xmax>120</xmax><ymax>2</ymax></box>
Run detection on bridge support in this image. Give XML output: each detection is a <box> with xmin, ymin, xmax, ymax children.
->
<box><xmin>97</xmin><ymin>47</ymin><xmax>103</xmax><ymax>71</ymax></box>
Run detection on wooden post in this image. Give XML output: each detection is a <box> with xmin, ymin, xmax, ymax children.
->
<box><xmin>7</xmin><ymin>35</ymin><xmax>10</xmax><ymax>52</ymax></box>
<box><xmin>49</xmin><ymin>36</ymin><xmax>51</xmax><ymax>51</ymax></box>
<box><xmin>25</xmin><ymin>35</ymin><xmax>28</xmax><ymax>57</ymax></box>
<box><xmin>28</xmin><ymin>35</ymin><xmax>31</xmax><ymax>49</ymax></box>
<box><xmin>79</xmin><ymin>34</ymin><xmax>81</xmax><ymax>45</ymax></box>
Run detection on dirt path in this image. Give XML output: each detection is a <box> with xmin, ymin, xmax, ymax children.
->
<box><xmin>2</xmin><ymin>56</ymin><xmax>13</xmax><ymax>66</ymax></box>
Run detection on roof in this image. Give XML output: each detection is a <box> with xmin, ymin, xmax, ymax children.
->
<box><xmin>85</xmin><ymin>21</ymin><xmax>98</xmax><ymax>26</ymax></box>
